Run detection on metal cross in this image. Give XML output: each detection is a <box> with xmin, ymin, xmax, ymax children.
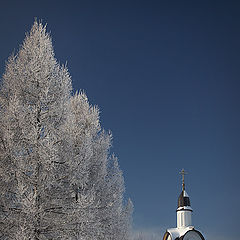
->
<box><xmin>179</xmin><ymin>168</ymin><xmax>187</xmax><ymax>191</ymax></box>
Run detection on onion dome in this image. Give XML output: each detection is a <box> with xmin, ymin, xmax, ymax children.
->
<box><xmin>178</xmin><ymin>190</ymin><xmax>190</xmax><ymax>208</ymax></box>
<box><xmin>177</xmin><ymin>169</ymin><xmax>192</xmax><ymax>212</ymax></box>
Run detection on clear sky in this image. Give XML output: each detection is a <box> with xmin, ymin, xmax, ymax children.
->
<box><xmin>0</xmin><ymin>1</ymin><xmax>239</xmax><ymax>239</ymax></box>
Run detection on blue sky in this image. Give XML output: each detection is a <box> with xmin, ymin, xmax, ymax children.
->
<box><xmin>1</xmin><ymin>1</ymin><xmax>239</xmax><ymax>239</ymax></box>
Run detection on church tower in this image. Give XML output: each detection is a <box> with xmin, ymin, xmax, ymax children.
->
<box><xmin>162</xmin><ymin>169</ymin><xmax>205</xmax><ymax>240</ymax></box>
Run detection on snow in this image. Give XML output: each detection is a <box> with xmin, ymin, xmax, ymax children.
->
<box><xmin>167</xmin><ymin>226</ymin><xmax>194</xmax><ymax>239</ymax></box>
<box><xmin>177</xmin><ymin>206</ymin><xmax>193</xmax><ymax>211</ymax></box>
<box><xmin>183</xmin><ymin>190</ymin><xmax>189</xmax><ymax>197</ymax></box>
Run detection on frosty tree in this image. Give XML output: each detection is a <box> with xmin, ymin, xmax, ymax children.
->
<box><xmin>0</xmin><ymin>21</ymin><xmax>72</xmax><ymax>239</ymax></box>
<box><xmin>64</xmin><ymin>92</ymin><xmax>133</xmax><ymax>240</ymax></box>
<box><xmin>0</xmin><ymin>21</ymin><xmax>132</xmax><ymax>240</ymax></box>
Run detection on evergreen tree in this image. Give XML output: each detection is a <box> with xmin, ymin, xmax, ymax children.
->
<box><xmin>99</xmin><ymin>156</ymin><xmax>133</xmax><ymax>240</ymax></box>
<box><xmin>0</xmin><ymin>21</ymin><xmax>132</xmax><ymax>240</ymax></box>
<box><xmin>0</xmin><ymin>21</ymin><xmax>72</xmax><ymax>239</ymax></box>
<box><xmin>65</xmin><ymin>93</ymin><xmax>132</xmax><ymax>240</ymax></box>
<box><xmin>63</xmin><ymin>92</ymin><xmax>105</xmax><ymax>239</ymax></box>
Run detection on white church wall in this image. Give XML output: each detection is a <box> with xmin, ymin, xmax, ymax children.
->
<box><xmin>177</xmin><ymin>210</ymin><xmax>192</xmax><ymax>228</ymax></box>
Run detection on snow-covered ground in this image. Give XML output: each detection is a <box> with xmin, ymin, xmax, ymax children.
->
<box><xmin>131</xmin><ymin>228</ymin><xmax>164</xmax><ymax>240</ymax></box>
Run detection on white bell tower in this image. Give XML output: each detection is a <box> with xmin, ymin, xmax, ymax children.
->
<box><xmin>162</xmin><ymin>169</ymin><xmax>205</xmax><ymax>240</ymax></box>
<box><xmin>176</xmin><ymin>169</ymin><xmax>193</xmax><ymax>228</ymax></box>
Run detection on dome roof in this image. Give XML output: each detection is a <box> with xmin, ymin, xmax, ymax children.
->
<box><xmin>177</xmin><ymin>190</ymin><xmax>191</xmax><ymax>209</ymax></box>
<box><xmin>164</xmin><ymin>227</ymin><xmax>205</xmax><ymax>240</ymax></box>
<box><xmin>177</xmin><ymin>169</ymin><xmax>193</xmax><ymax>212</ymax></box>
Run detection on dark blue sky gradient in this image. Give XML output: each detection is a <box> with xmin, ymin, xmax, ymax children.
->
<box><xmin>0</xmin><ymin>1</ymin><xmax>239</xmax><ymax>239</ymax></box>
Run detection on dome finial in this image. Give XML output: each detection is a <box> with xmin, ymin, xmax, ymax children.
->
<box><xmin>179</xmin><ymin>169</ymin><xmax>187</xmax><ymax>191</ymax></box>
